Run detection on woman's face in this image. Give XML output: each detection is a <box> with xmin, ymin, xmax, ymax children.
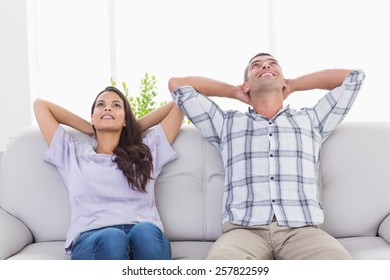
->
<box><xmin>91</xmin><ymin>91</ymin><xmax>126</xmax><ymax>132</ymax></box>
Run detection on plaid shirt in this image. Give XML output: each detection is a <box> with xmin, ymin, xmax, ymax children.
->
<box><xmin>172</xmin><ymin>70</ymin><xmax>365</xmax><ymax>227</ymax></box>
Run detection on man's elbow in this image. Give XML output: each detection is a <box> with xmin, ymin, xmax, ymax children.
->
<box><xmin>168</xmin><ymin>77</ymin><xmax>178</xmax><ymax>92</ymax></box>
<box><xmin>168</xmin><ymin>77</ymin><xmax>183</xmax><ymax>93</ymax></box>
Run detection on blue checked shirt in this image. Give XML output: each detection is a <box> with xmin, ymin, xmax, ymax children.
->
<box><xmin>172</xmin><ymin>70</ymin><xmax>365</xmax><ymax>227</ymax></box>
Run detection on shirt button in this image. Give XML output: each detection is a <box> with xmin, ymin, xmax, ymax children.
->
<box><xmin>269</xmin><ymin>133</ymin><xmax>273</xmax><ymax>136</ymax></box>
<box><xmin>270</xmin><ymin>176</ymin><xmax>274</xmax><ymax>180</ymax></box>
<box><xmin>270</xmin><ymin>154</ymin><xmax>274</xmax><ymax>157</ymax></box>
<box><xmin>269</xmin><ymin>121</ymin><xmax>272</xmax><ymax>125</ymax></box>
<box><xmin>272</xmin><ymin>199</ymin><xmax>276</xmax><ymax>203</ymax></box>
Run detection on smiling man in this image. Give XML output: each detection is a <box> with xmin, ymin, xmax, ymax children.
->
<box><xmin>168</xmin><ymin>52</ymin><xmax>365</xmax><ymax>260</ymax></box>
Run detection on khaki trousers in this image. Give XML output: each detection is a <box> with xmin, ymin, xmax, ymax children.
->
<box><xmin>207</xmin><ymin>221</ymin><xmax>352</xmax><ymax>260</ymax></box>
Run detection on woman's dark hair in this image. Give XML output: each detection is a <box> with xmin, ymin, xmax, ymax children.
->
<box><xmin>91</xmin><ymin>86</ymin><xmax>153</xmax><ymax>193</ymax></box>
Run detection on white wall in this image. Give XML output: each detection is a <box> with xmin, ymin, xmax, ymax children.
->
<box><xmin>272</xmin><ymin>0</ymin><xmax>390</xmax><ymax>123</ymax></box>
<box><xmin>31</xmin><ymin>0</ymin><xmax>112</xmax><ymax>113</ymax></box>
<box><xmin>0</xmin><ymin>0</ymin><xmax>112</xmax><ymax>150</ymax></box>
<box><xmin>0</xmin><ymin>0</ymin><xmax>272</xmax><ymax>152</ymax></box>
<box><xmin>0</xmin><ymin>0</ymin><xmax>31</xmax><ymax>150</ymax></box>
<box><xmin>1</xmin><ymin>0</ymin><xmax>389</xmax><ymax>150</ymax></box>
<box><xmin>113</xmin><ymin>0</ymin><xmax>272</xmax><ymax>111</ymax></box>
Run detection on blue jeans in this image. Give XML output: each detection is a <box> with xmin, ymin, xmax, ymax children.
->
<box><xmin>71</xmin><ymin>222</ymin><xmax>171</xmax><ymax>260</ymax></box>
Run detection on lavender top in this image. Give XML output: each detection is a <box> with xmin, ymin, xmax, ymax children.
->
<box><xmin>44</xmin><ymin>124</ymin><xmax>176</xmax><ymax>254</ymax></box>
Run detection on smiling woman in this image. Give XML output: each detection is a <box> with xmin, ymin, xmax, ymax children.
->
<box><xmin>32</xmin><ymin>84</ymin><xmax>184</xmax><ymax>260</ymax></box>
<box><xmin>91</xmin><ymin>89</ymin><xmax>127</xmax><ymax>137</ymax></box>
<box><xmin>89</xmin><ymin>86</ymin><xmax>155</xmax><ymax>191</ymax></box>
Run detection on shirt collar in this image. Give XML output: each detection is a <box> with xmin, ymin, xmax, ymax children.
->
<box><xmin>247</xmin><ymin>104</ymin><xmax>290</xmax><ymax>121</ymax></box>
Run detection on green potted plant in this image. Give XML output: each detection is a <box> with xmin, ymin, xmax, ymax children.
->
<box><xmin>111</xmin><ymin>73</ymin><xmax>165</xmax><ymax>119</ymax></box>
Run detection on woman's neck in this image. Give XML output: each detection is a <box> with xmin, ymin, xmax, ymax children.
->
<box><xmin>95</xmin><ymin>131</ymin><xmax>121</xmax><ymax>154</ymax></box>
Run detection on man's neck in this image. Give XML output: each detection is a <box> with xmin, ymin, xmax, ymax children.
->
<box><xmin>251</xmin><ymin>93</ymin><xmax>283</xmax><ymax>120</ymax></box>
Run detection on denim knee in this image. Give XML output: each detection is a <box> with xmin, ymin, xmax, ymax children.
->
<box><xmin>72</xmin><ymin>227</ymin><xmax>130</xmax><ymax>260</ymax></box>
<box><xmin>129</xmin><ymin>222</ymin><xmax>171</xmax><ymax>260</ymax></box>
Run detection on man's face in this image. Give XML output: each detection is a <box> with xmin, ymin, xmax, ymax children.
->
<box><xmin>247</xmin><ymin>55</ymin><xmax>284</xmax><ymax>82</ymax></box>
<box><xmin>244</xmin><ymin>55</ymin><xmax>285</xmax><ymax>95</ymax></box>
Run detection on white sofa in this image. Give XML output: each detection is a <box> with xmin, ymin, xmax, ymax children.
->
<box><xmin>1</xmin><ymin>122</ymin><xmax>390</xmax><ymax>260</ymax></box>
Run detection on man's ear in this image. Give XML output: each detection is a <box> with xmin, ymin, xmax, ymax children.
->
<box><xmin>243</xmin><ymin>82</ymin><xmax>250</xmax><ymax>94</ymax></box>
<box><xmin>282</xmin><ymin>78</ymin><xmax>290</xmax><ymax>100</ymax></box>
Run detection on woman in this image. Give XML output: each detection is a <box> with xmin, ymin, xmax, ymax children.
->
<box><xmin>33</xmin><ymin>86</ymin><xmax>184</xmax><ymax>260</ymax></box>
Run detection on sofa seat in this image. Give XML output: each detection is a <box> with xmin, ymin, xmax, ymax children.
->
<box><xmin>7</xmin><ymin>242</ymin><xmax>69</xmax><ymax>260</ymax></box>
<box><xmin>338</xmin><ymin>237</ymin><xmax>390</xmax><ymax>260</ymax></box>
<box><xmin>171</xmin><ymin>242</ymin><xmax>213</xmax><ymax>260</ymax></box>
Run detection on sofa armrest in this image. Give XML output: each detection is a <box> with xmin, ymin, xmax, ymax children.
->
<box><xmin>0</xmin><ymin>208</ymin><xmax>33</xmax><ymax>259</ymax></box>
<box><xmin>378</xmin><ymin>214</ymin><xmax>390</xmax><ymax>243</ymax></box>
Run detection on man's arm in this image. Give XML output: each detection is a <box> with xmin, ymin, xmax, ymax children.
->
<box><xmin>311</xmin><ymin>69</ymin><xmax>365</xmax><ymax>137</ymax></box>
<box><xmin>168</xmin><ymin>77</ymin><xmax>251</xmax><ymax>104</ymax></box>
<box><xmin>284</xmin><ymin>69</ymin><xmax>353</xmax><ymax>98</ymax></box>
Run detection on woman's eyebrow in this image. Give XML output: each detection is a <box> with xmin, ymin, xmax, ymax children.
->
<box><xmin>112</xmin><ymin>100</ymin><xmax>124</xmax><ymax>105</ymax></box>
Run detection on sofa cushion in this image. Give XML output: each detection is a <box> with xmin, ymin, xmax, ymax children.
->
<box><xmin>338</xmin><ymin>236</ymin><xmax>390</xmax><ymax>260</ymax></box>
<box><xmin>171</xmin><ymin>241</ymin><xmax>213</xmax><ymax>260</ymax></box>
<box><xmin>155</xmin><ymin>125</ymin><xmax>224</xmax><ymax>241</ymax></box>
<box><xmin>0</xmin><ymin>208</ymin><xmax>33</xmax><ymax>259</ymax></box>
<box><xmin>0</xmin><ymin>127</ymin><xmax>92</xmax><ymax>242</ymax></box>
<box><xmin>6</xmin><ymin>241</ymin><xmax>69</xmax><ymax>260</ymax></box>
<box><xmin>320</xmin><ymin>122</ymin><xmax>390</xmax><ymax>238</ymax></box>
<box><xmin>0</xmin><ymin>125</ymin><xmax>224</xmax><ymax>246</ymax></box>
<box><xmin>378</xmin><ymin>215</ymin><xmax>390</xmax><ymax>243</ymax></box>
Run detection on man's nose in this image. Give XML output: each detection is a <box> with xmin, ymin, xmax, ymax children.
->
<box><xmin>262</xmin><ymin>63</ymin><xmax>271</xmax><ymax>69</ymax></box>
<box><xmin>104</xmin><ymin>106</ymin><xmax>112</xmax><ymax>111</ymax></box>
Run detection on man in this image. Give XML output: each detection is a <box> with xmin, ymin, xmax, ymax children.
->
<box><xmin>169</xmin><ymin>53</ymin><xmax>365</xmax><ymax>259</ymax></box>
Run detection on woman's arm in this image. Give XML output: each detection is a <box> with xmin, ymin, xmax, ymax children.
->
<box><xmin>160</xmin><ymin>104</ymin><xmax>184</xmax><ymax>144</ymax></box>
<box><xmin>33</xmin><ymin>99</ymin><xmax>94</xmax><ymax>145</ymax></box>
<box><xmin>137</xmin><ymin>101</ymin><xmax>184</xmax><ymax>144</ymax></box>
<box><xmin>137</xmin><ymin>101</ymin><xmax>175</xmax><ymax>132</ymax></box>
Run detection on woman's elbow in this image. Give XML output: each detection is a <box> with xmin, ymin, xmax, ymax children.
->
<box><xmin>33</xmin><ymin>99</ymin><xmax>46</xmax><ymax>112</ymax></box>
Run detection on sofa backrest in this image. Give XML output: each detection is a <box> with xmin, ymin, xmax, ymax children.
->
<box><xmin>0</xmin><ymin>151</ymin><xmax>3</xmax><ymax>183</ymax></box>
<box><xmin>320</xmin><ymin>121</ymin><xmax>390</xmax><ymax>238</ymax></box>
<box><xmin>0</xmin><ymin>127</ymin><xmax>91</xmax><ymax>242</ymax></box>
<box><xmin>0</xmin><ymin>125</ymin><xmax>224</xmax><ymax>243</ymax></box>
<box><xmin>2</xmin><ymin>121</ymin><xmax>389</xmax><ymax>243</ymax></box>
<box><xmin>156</xmin><ymin>125</ymin><xmax>224</xmax><ymax>241</ymax></box>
